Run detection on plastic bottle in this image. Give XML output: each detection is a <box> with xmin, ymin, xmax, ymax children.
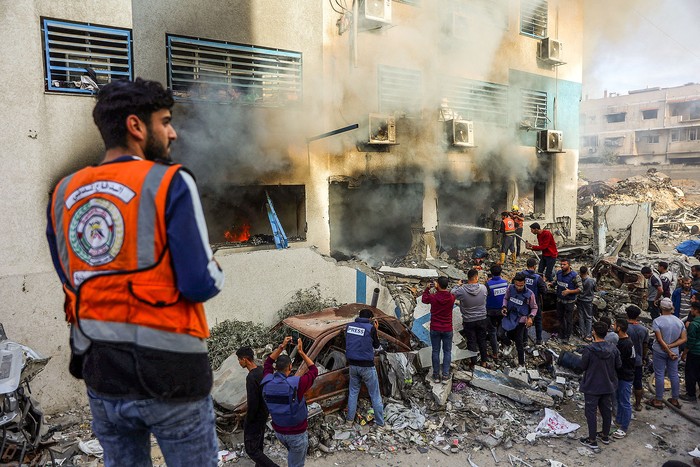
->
<box><xmin>0</xmin><ymin>342</ymin><xmax>23</xmax><ymax>393</ymax></box>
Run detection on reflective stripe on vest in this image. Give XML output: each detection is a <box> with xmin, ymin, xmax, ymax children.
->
<box><xmin>262</xmin><ymin>373</ymin><xmax>308</xmax><ymax>427</ymax></box>
<box><xmin>486</xmin><ymin>277</ymin><xmax>509</xmax><ymax>309</ymax></box>
<box><xmin>345</xmin><ymin>319</ymin><xmax>375</xmax><ymax>362</ymax></box>
<box><xmin>50</xmin><ymin>160</ymin><xmax>210</xmax><ymax>347</ymax></box>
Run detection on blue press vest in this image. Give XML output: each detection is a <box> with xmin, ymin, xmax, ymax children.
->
<box><xmin>522</xmin><ymin>269</ymin><xmax>543</xmax><ymax>298</ymax></box>
<box><xmin>345</xmin><ymin>318</ymin><xmax>375</xmax><ymax>362</ymax></box>
<box><xmin>556</xmin><ymin>270</ymin><xmax>578</xmax><ymax>300</ymax></box>
<box><xmin>261</xmin><ymin>372</ymin><xmax>308</xmax><ymax>427</ymax></box>
<box><xmin>503</xmin><ymin>285</ymin><xmax>533</xmax><ymax>331</ymax></box>
<box><xmin>486</xmin><ymin>277</ymin><xmax>509</xmax><ymax>309</ymax></box>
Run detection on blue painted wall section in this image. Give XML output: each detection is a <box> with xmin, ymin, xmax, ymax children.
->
<box><xmin>355</xmin><ymin>269</ymin><xmax>367</xmax><ymax>304</ymax></box>
<box><xmin>509</xmin><ymin>69</ymin><xmax>582</xmax><ymax>149</ymax></box>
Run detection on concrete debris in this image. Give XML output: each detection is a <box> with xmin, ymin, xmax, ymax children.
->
<box><xmin>470</xmin><ymin>367</ymin><xmax>554</xmax><ymax>407</ymax></box>
<box><xmin>379</xmin><ymin>266</ymin><xmax>439</xmax><ymax>279</ymax></box>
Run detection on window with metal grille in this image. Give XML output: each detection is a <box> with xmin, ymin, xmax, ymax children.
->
<box><xmin>167</xmin><ymin>35</ymin><xmax>302</xmax><ymax>106</ymax></box>
<box><xmin>520</xmin><ymin>0</ymin><xmax>547</xmax><ymax>38</ymax></box>
<box><xmin>442</xmin><ymin>78</ymin><xmax>508</xmax><ymax>125</ymax></box>
<box><xmin>394</xmin><ymin>0</ymin><xmax>420</xmax><ymax>5</ymax></box>
<box><xmin>42</xmin><ymin>18</ymin><xmax>132</xmax><ymax>94</ymax></box>
<box><xmin>521</xmin><ymin>89</ymin><xmax>548</xmax><ymax>129</ymax></box>
<box><xmin>378</xmin><ymin>65</ymin><xmax>422</xmax><ymax>117</ymax></box>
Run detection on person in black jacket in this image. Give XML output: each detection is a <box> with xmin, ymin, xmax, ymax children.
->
<box><xmin>237</xmin><ymin>347</ymin><xmax>278</xmax><ymax>467</ymax></box>
<box><xmin>579</xmin><ymin>321</ymin><xmax>622</xmax><ymax>450</ymax></box>
<box><xmin>612</xmin><ymin>319</ymin><xmax>635</xmax><ymax>439</ymax></box>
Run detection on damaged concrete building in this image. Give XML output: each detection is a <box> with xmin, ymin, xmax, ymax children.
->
<box><xmin>0</xmin><ymin>0</ymin><xmax>582</xmax><ymax>411</ymax></box>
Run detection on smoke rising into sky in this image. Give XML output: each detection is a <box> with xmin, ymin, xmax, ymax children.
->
<box><xmin>584</xmin><ymin>0</ymin><xmax>700</xmax><ymax>98</ymax></box>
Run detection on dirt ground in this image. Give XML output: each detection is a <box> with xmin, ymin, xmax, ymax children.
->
<box><xmin>227</xmin><ymin>398</ymin><xmax>699</xmax><ymax>467</ymax></box>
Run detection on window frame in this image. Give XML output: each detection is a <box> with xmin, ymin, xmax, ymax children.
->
<box><xmin>520</xmin><ymin>0</ymin><xmax>548</xmax><ymax>39</ymax></box>
<box><xmin>521</xmin><ymin>89</ymin><xmax>548</xmax><ymax>130</ymax></box>
<box><xmin>166</xmin><ymin>34</ymin><xmax>303</xmax><ymax>106</ymax></box>
<box><xmin>41</xmin><ymin>17</ymin><xmax>133</xmax><ymax>94</ymax></box>
<box><xmin>642</xmin><ymin>109</ymin><xmax>658</xmax><ymax>120</ymax></box>
<box><xmin>606</xmin><ymin>112</ymin><xmax>626</xmax><ymax>123</ymax></box>
<box><xmin>442</xmin><ymin>77</ymin><xmax>509</xmax><ymax>126</ymax></box>
<box><xmin>377</xmin><ymin>65</ymin><xmax>423</xmax><ymax>118</ymax></box>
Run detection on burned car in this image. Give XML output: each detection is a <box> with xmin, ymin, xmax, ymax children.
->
<box><xmin>213</xmin><ymin>303</ymin><xmax>412</xmax><ymax>432</ymax></box>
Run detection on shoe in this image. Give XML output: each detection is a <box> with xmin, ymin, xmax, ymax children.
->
<box><xmin>579</xmin><ymin>437</ymin><xmax>598</xmax><ymax>449</ymax></box>
<box><xmin>596</xmin><ymin>432</ymin><xmax>610</xmax><ymax>445</ymax></box>
<box><xmin>344</xmin><ymin>419</ymin><xmax>354</xmax><ymax>428</ymax></box>
<box><xmin>668</xmin><ymin>398</ymin><xmax>682</xmax><ymax>409</ymax></box>
<box><xmin>442</xmin><ymin>373</ymin><xmax>451</xmax><ymax>382</ymax></box>
<box><xmin>680</xmin><ymin>394</ymin><xmax>698</xmax><ymax>402</ymax></box>
<box><xmin>374</xmin><ymin>423</ymin><xmax>391</xmax><ymax>433</ymax></box>
<box><xmin>612</xmin><ymin>429</ymin><xmax>626</xmax><ymax>439</ymax></box>
<box><xmin>535</xmin><ymin>340</ymin><xmax>543</xmax><ymax>346</ymax></box>
<box><xmin>645</xmin><ymin>398</ymin><xmax>664</xmax><ymax>409</ymax></box>
<box><xmin>432</xmin><ymin>374</ymin><xmax>441</xmax><ymax>384</ymax></box>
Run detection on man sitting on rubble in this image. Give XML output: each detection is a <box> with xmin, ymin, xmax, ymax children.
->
<box><xmin>501</xmin><ymin>273</ymin><xmax>537</xmax><ymax>368</ymax></box>
<box><xmin>525</xmin><ymin>223</ymin><xmax>558</xmax><ymax>282</ymax></box>
<box><xmin>672</xmin><ymin>276</ymin><xmax>697</xmax><ymax>319</ymax></box>
<box><xmin>237</xmin><ymin>347</ymin><xmax>278</xmax><ymax>467</ymax></box>
<box><xmin>422</xmin><ymin>277</ymin><xmax>456</xmax><ymax>383</ymax></box>
<box><xmin>579</xmin><ymin>321</ymin><xmax>621</xmax><ymax>450</ymax></box>
<box><xmin>642</xmin><ymin>266</ymin><xmax>664</xmax><ymax>320</ymax></box>
<box><xmin>453</xmin><ymin>269</ymin><xmax>490</xmax><ymax>370</ymax></box>
<box><xmin>647</xmin><ymin>298</ymin><xmax>687</xmax><ymax>410</ymax></box>
<box><xmin>345</xmin><ymin>309</ymin><xmax>386</xmax><ymax>429</ymax></box>
<box><xmin>555</xmin><ymin>258</ymin><xmax>582</xmax><ymax>343</ymax></box>
<box><xmin>521</xmin><ymin>257</ymin><xmax>547</xmax><ymax>345</ymax></box>
<box><xmin>263</xmin><ymin>337</ymin><xmax>318</xmax><ymax>467</ymax></box>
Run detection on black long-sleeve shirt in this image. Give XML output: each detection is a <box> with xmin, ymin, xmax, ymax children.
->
<box><xmin>245</xmin><ymin>366</ymin><xmax>269</xmax><ymax>428</ymax></box>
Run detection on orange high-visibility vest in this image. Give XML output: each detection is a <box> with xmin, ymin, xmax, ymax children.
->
<box><xmin>50</xmin><ymin>159</ymin><xmax>209</xmax><ymax>353</ymax></box>
<box><xmin>502</xmin><ymin>217</ymin><xmax>515</xmax><ymax>234</ymax></box>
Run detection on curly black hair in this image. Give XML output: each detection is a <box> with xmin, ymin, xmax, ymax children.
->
<box><xmin>92</xmin><ymin>78</ymin><xmax>174</xmax><ymax>149</ymax></box>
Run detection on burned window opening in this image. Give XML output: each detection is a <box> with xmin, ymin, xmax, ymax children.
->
<box><xmin>442</xmin><ymin>78</ymin><xmax>508</xmax><ymax>126</ymax></box>
<box><xmin>436</xmin><ymin>182</ymin><xmax>507</xmax><ymax>249</ymax></box>
<box><xmin>606</xmin><ymin>112</ymin><xmax>626</xmax><ymax>123</ymax></box>
<box><xmin>203</xmin><ymin>185</ymin><xmax>306</xmax><ymax>248</ymax></box>
<box><xmin>329</xmin><ymin>181</ymin><xmax>424</xmax><ymax>263</ymax></box>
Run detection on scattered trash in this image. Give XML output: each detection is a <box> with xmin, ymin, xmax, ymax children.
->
<box><xmin>78</xmin><ymin>439</ymin><xmax>104</xmax><ymax>458</ymax></box>
<box><xmin>535</xmin><ymin>408</ymin><xmax>580</xmax><ymax>437</ymax></box>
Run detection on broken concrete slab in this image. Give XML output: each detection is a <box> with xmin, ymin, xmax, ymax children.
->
<box><xmin>211</xmin><ymin>353</ymin><xmax>249</xmax><ymax>410</ymax></box>
<box><xmin>429</xmin><ymin>375</ymin><xmax>452</xmax><ymax>406</ymax></box>
<box><xmin>424</xmin><ymin>258</ymin><xmax>468</xmax><ymax>280</ymax></box>
<box><xmin>378</xmin><ymin>266</ymin><xmax>439</xmax><ymax>279</ymax></box>
<box><xmin>470</xmin><ymin>367</ymin><xmax>554</xmax><ymax>407</ymax></box>
<box><xmin>416</xmin><ymin>345</ymin><xmax>478</xmax><ymax>369</ymax></box>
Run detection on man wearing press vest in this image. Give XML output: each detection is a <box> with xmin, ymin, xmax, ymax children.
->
<box><xmin>521</xmin><ymin>258</ymin><xmax>548</xmax><ymax>345</ymax></box>
<box><xmin>555</xmin><ymin>258</ymin><xmax>582</xmax><ymax>343</ymax></box>
<box><xmin>262</xmin><ymin>337</ymin><xmax>318</xmax><ymax>467</ymax></box>
<box><xmin>345</xmin><ymin>308</ymin><xmax>386</xmax><ymax>429</ymax></box>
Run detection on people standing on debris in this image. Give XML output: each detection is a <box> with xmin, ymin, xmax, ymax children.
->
<box><xmin>521</xmin><ymin>258</ymin><xmax>547</xmax><ymax>345</ymax></box>
<box><xmin>659</xmin><ymin>261</ymin><xmax>676</xmax><ymax>296</ymax></box>
<box><xmin>511</xmin><ymin>205</ymin><xmax>525</xmax><ymax>256</ymax></box>
<box><xmin>453</xmin><ymin>269</ymin><xmax>490</xmax><ymax>369</ymax></box>
<box><xmin>422</xmin><ymin>277</ymin><xmax>456</xmax><ymax>382</ymax></box>
<box><xmin>525</xmin><ymin>223</ymin><xmax>558</xmax><ymax>282</ymax></box>
<box><xmin>578</xmin><ymin>266</ymin><xmax>597</xmax><ymax>342</ymax></box>
<box><xmin>642</xmin><ymin>266</ymin><xmax>664</xmax><ymax>320</ymax></box>
<box><xmin>237</xmin><ymin>347</ymin><xmax>279</xmax><ymax>467</ymax></box>
<box><xmin>579</xmin><ymin>321</ymin><xmax>622</xmax><ymax>450</ymax></box>
<box><xmin>498</xmin><ymin>211</ymin><xmax>517</xmax><ymax>265</ymax></box>
<box><xmin>46</xmin><ymin>79</ymin><xmax>224</xmax><ymax>467</ymax></box>
<box><xmin>345</xmin><ymin>308</ymin><xmax>386</xmax><ymax>427</ymax></box>
<box><xmin>672</xmin><ymin>276</ymin><xmax>697</xmax><ymax>319</ymax></box>
<box><xmin>612</xmin><ymin>318</ymin><xmax>636</xmax><ymax>439</ymax></box>
<box><xmin>485</xmin><ymin>265</ymin><xmax>509</xmax><ymax>361</ymax></box>
<box><xmin>555</xmin><ymin>258</ymin><xmax>582</xmax><ymax>342</ymax></box>
<box><xmin>263</xmin><ymin>337</ymin><xmax>318</xmax><ymax>467</ymax></box>
<box><xmin>647</xmin><ymin>298</ymin><xmax>687</xmax><ymax>409</ymax></box>
<box><xmin>501</xmin><ymin>273</ymin><xmax>537</xmax><ymax>367</ymax></box>
<box><xmin>625</xmin><ymin>305</ymin><xmax>649</xmax><ymax>412</ymax></box>
<box><xmin>680</xmin><ymin>301</ymin><xmax>700</xmax><ymax>402</ymax></box>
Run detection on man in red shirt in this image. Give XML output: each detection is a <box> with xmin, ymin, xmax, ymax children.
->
<box><xmin>525</xmin><ymin>222</ymin><xmax>558</xmax><ymax>282</ymax></box>
<box><xmin>422</xmin><ymin>276</ymin><xmax>456</xmax><ymax>382</ymax></box>
<box><xmin>263</xmin><ymin>337</ymin><xmax>318</xmax><ymax>467</ymax></box>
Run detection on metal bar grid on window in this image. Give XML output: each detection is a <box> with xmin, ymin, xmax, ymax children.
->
<box><xmin>167</xmin><ymin>35</ymin><xmax>302</xmax><ymax>106</ymax></box>
<box><xmin>378</xmin><ymin>65</ymin><xmax>422</xmax><ymax>117</ymax></box>
<box><xmin>42</xmin><ymin>18</ymin><xmax>132</xmax><ymax>94</ymax></box>
<box><xmin>520</xmin><ymin>0</ymin><xmax>548</xmax><ymax>38</ymax></box>
<box><xmin>521</xmin><ymin>89</ymin><xmax>548</xmax><ymax>129</ymax></box>
<box><xmin>394</xmin><ymin>0</ymin><xmax>420</xmax><ymax>5</ymax></box>
<box><xmin>442</xmin><ymin>78</ymin><xmax>508</xmax><ymax>125</ymax></box>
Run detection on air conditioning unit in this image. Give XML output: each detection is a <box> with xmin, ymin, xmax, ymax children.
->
<box><xmin>363</xmin><ymin>0</ymin><xmax>392</xmax><ymax>24</ymax></box>
<box><xmin>368</xmin><ymin>113</ymin><xmax>396</xmax><ymax>144</ymax></box>
<box><xmin>538</xmin><ymin>38</ymin><xmax>564</xmax><ymax>64</ymax></box>
<box><xmin>445</xmin><ymin>119</ymin><xmax>474</xmax><ymax>147</ymax></box>
<box><xmin>537</xmin><ymin>129</ymin><xmax>563</xmax><ymax>152</ymax></box>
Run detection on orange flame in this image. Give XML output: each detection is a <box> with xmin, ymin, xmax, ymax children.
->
<box><xmin>225</xmin><ymin>224</ymin><xmax>251</xmax><ymax>242</ymax></box>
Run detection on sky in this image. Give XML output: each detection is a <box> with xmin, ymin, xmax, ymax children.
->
<box><xmin>583</xmin><ymin>0</ymin><xmax>700</xmax><ymax>99</ymax></box>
